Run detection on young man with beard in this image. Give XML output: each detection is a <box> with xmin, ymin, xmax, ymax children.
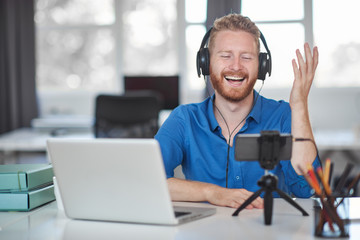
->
<box><xmin>154</xmin><ymin>14</ymin><xmax>320</xmax><ymax>209</ymax></box>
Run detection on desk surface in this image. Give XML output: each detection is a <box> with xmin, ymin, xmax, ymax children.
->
<box><xmin>0</xmin><ymin>128</ymin><xmax>93</xmax><ymax>152</ymax></box>
<box><xmin>0</xmin><ymin>198</ymin><xmax>359</xmax><ymax>240</ymax></box>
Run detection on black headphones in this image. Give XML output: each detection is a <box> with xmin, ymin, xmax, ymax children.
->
<box><xmin>196</xmin><ymin>27</ymin><xmax>272</xmax><ymax>81</ymax></box>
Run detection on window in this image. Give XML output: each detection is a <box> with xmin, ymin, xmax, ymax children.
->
<box><xmin>241</xmin><ymin>0</ymin><xmax>306</xmax><ymax>88</ymax></box>
<box><xmin>34</xmin><ymin>0</ymin><xmax>177</xmax><ymax>117</ymax></box>
<box><xmin>36</xmin><ymin>0</ymin><xmax>360</xmax><ymax>123</ymax></box>
<box><xmin>240</xmin><ymin>0</ymin><xmax>360</xmax><ymax>131</ymax></box>
<box><xmin>184</xmin><ymin>0</ymin><xmax>207</xmax><ymax>90</ymax></box>
<box><xmin>121</xmin><ymin>0</ymin><xmax>177</xmax><ymax>75</ymax></box>
<box><xmin>313</xmin><ymin>0</ymin><xmax>360</xmax><ymax>87</ymax></box>
<box><xmin>35</xmin><ymin>0</ymin><xmax>117</xmax><ymax>93</ymax></box>
<box><xmin>242</xmin><ymin>0</ymin><xmax>360</xmax><ymax>89</ymax></box>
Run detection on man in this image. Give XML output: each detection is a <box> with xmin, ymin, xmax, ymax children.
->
<box><xmin>155</xmin><ymin>14</ymin><xmax>320</xmax><ymax>209</ymax></box>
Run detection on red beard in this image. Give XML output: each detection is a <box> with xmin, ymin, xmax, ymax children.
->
<box><xmin>210</xmin><ymin>70</ymin><xmax>256</xmax><ymax>103</ymax></box>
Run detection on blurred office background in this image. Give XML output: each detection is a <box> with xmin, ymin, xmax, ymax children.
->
<box><xmin>1</xmin><ymin>0</ymin><xmax>360</xmax><ymax>190</ymax></box>
<box><xmin>1</xmin><ymin>0</ymin><xmax>360</xmax><ymax>132</ymax></box>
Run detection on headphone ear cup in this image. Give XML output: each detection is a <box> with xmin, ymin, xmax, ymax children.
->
<box><xmin>258</xmin><ymin>52</ymin><xmax>269</xmax><ymax>80</ymax></box>
<box><xmin>196</xmin><ymin>48</ymin><xmax>210</xmax><ymax>77</ymax></box>
<box><xmin>196</xmin><ymin>50</ymin><xmax>202</xmax><ymax>77</ymax></box>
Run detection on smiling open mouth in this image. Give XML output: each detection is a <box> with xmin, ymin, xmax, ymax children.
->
<box><xmin>224</xmin><ymin>76</ymin><xmax>245</xmax><ymax>82</ymax></box>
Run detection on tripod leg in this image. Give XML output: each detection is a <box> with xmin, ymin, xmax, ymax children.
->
<box><xmin>264</xmin><ymin>190</ymin><xmax>273</xmax><ymax>225</ymax></box>
<box><xmin>275</xmin><ymin>189</ymin><xmax>309</xmax><ymax>216</ymax></box>
<box><xmin>232</xmin><ymin>188</ymin><xmax>263</xmax><ymax>216</ymax></box>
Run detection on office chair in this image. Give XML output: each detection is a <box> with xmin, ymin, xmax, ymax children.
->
<box><xmin>94</xmin><ymin>91</ymin><xmax>162</xmax><ymax>138</ymax></box>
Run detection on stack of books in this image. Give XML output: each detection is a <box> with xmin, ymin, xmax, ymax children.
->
<box><xmin>0</xmin><ymin>163</ymin><xmax>55</xmax><ymax>211</ymax></box>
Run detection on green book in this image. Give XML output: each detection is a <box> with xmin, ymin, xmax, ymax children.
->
<box><xmin>0</xmin><ymin>164</ymin><xmax>54</xmax><ymax>192</ymax></box>
<box><xmin>0</xmin><ymin>185</ymin><xmax>55</xmax><ymax>211</ymax></box>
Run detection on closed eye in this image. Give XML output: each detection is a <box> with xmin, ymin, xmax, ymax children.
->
<box><xmin>242</xmin><ymin>56</ymin><xmax>253</xmax><ymax>60</ymax></box>
<box><xmin>221</xmin><ymin>55</ymin><xmax>231</xmax><ymax>59</ymax></box>
<box><xmin>241</xmin><ymin>54</ymin><xmax>255</xmax><ymax>60</ymax></box>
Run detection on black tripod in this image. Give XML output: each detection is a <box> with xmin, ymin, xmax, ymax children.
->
<box><xmin>232</xmin><ymin>131</ymin><xmax>309</xmax><ymax>225</ymax></box>
<box><xmin>232</xmin><ymin>171</ymin><xmax>309</xmax><ymax>225</ymax></box>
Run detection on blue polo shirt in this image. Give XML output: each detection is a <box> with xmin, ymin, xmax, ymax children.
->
<box><xmin>155</xmin><ymin>91</ymin><xmax>320</xmax><ymax>198</ymax></box>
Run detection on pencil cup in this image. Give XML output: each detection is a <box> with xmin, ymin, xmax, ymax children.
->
<box><xmin>313</xmin><ymin>198</ymin><xmax>349</xmax><ymax>238</ymax></box>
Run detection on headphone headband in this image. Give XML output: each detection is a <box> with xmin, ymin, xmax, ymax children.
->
<box><xmin>199</xmin><ymin>27</ymin><xmax>213</xmax><ymax>50</ymax></box>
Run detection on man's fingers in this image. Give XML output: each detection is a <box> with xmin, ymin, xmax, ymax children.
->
<box><xmin>251</xmin><ymin>196</ymin><xmax>264</xmax><ymax>209</ymax></box>
<box><xmin>238</xmin><ymin>195</ymin><xmax>264</xmax><ymax>209</ymax></box>
<box><xmin>304</xmin><ymin>43</ymin><xmax>313</xmax><ymax>70</ymax></box>
<box><xmin>292</xmin><ymin>59</ymin><xmax>300</xmax><ymax>80</ymax></box>
<box><xmin>313</xmin><ymin>46</ymin><xmax>319</xmax><ymax>70</ymax></box>
<box><xmin>296</xmin><ymin>49</ymin><xmax>306</xmax><ymax>78</ymax></box>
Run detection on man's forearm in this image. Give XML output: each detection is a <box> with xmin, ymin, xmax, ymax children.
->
<box><xmin>167</xmin><ymin>177</ymin><xmax>264</xmax><ymax>209</ymax></box>
<box><xmin>291</xmin><ymin>104</ymin><xmax>317</xmax><ymax>175</ymax></box>
<box><xmin>167</xmin><ymin>177</ymin><xmax>214</xmax><ymax>202</ymax></box>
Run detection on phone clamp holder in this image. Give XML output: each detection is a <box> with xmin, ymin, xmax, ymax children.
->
<box><xmin>232</xmin><ymin>131</ymin><xmax>309</xmax><ymax>225</ymax></box>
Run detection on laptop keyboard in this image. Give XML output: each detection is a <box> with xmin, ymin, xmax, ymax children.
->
<box><xmin>174</xmin><ymin>211</ymin><xmax>191</xmax><ymax>218</ymax></box>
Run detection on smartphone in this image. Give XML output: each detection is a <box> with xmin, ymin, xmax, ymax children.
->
<box><xmin>234</xmin><ymin>132</ymin><xmax>292</xmax><ymax>163</ymax></box>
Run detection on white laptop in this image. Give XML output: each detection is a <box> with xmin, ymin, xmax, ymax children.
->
<box><xmin>47</xmin><ymin>138</ymin><xmax>215</xmax><ymax>225</ymax></box>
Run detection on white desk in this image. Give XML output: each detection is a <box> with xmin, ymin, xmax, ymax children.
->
<box><xmin>0</xmin><ymin>110</ymin><xmax>172</xmax><ymax>154</ymax></box>
<box><xmin>0</xmin><ymin>128</ymin><xmax>93</xmax><ymax>163</ymax></box>
<box><xmin>0</xmin><ymin>128</ymin><xmax>93</xmax><ymax>152</ymax></box>
<box><xmin>0</xmin><ymin>198</ymin><xmax>359</xmax><ymax>240</ymax></box>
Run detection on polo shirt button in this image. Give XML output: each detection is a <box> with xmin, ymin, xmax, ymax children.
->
<box><xmin>236</xmin><ymin>176</ymin><xmax>240</xmax><ymax>180</ymax></box>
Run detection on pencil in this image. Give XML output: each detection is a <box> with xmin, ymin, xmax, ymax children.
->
<box><xmin>328</xmin><ymin>162</ymin><xmax>334</xmax><ymax>187</ymax></box>
<box><xmin>316</xmin><ymin>167</ymin><xmax>332</xmax><ymax>196</ymax></box>
<box><xmin>307</xmin><ymin>165</ymin><xmax>322</xmax><ymax>195</ymax></box>
<box><xmin>324</xmin><ymin>158</ymin><xmax>331</xmax><ymax>184</ymax></box>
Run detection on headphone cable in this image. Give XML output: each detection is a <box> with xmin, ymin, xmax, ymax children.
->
<box><xmin>204</xmin><ymin>77</ymin><xmax>264</xmax><ymax>188</ymax></box>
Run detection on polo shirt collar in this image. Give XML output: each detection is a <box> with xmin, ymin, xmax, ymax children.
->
<box><xmin>207</xmin><ymin>90</ymin><xmax>262</xmax><ymax>132</ymax></box>
<box><xmin>249</xmin><ymin>90</ymin><xmax>262</xmax><ymax>124</ymax></box>
<box><xmin>207</xmin><ymin>95</ymin><xmax>219</xmax><ymax>131</ymax></box>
